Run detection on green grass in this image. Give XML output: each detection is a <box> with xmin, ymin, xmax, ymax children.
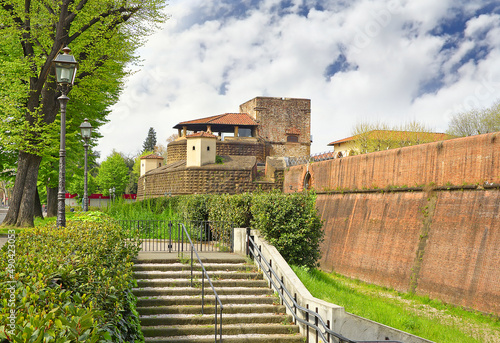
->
<box><xmin>292</xmin><ymin>266</ymin><xmax>500</xmax><ymax>343</ymax></box>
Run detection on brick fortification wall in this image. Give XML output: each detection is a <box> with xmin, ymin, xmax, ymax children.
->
<box><xmin>284</xmin><ymin>132</ymin><xmax>500</xmax><ymax>192</ymax></box>
<box><xmin>240</xmin><ymin>97</ymin><xmax>311</xmax><ymax>157</ymax></box>
<box><xmin>285</xmin><ymin>133</ymin><xmax>500</xmax><ymax>315</ymax></box>
<box><xmin>137</xmin><ymin>166</ymin><xmax>283</xmax><ymax>198</ymax></box>
<box><xmin>167</xmin><ymin>140</ymin><xmax>266</xmax><ymax>164</ymax></box>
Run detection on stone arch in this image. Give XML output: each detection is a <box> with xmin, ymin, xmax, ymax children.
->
<box><xmin>303</xmin><ymin>171</ymin><xmax>312</xmax><ymax>190</ymax></box>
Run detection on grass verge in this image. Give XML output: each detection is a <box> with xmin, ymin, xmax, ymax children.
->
<box><xmin>292</xmin><ymin>266</ymin><xmax>500</xmax><ymax>343</ymax></box>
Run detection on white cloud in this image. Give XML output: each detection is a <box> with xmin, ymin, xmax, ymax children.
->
<box><xmin>96</xmin><ymin>0</ymin><xmax>500</xmax><ymax>161</ymax></box>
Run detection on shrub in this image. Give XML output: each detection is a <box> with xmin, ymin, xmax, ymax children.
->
<box><xmin>176</xmin><ymin>194</ymin><xmax>210</xmax><ymax>222</ymax></box>
<box><xmin>0</xmin><ymin>212</ymin><xmax>142</xmax><ymax>342</ymax></box>
<box><xmin>207</xmin><ymin>193</ymin><xmax>252</xmax><ymax>227</ymax></box>
<box><xmin>250</xmin><ymin>191</ymin><xmax>324</xmax><ymax>269</ymax></box>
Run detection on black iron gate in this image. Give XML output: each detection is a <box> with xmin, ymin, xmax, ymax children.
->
<box><xmin>119</xmin><ymin>220</ymin><xmax>234</xmax><ymax>252</ymax></box>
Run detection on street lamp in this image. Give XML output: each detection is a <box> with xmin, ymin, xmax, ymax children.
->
<box><xmin>79</xmin><ymin>118</ymin><xmax>92</xmax><ymax>212</ymax></box>
<box><xmin>53</xmin><ymin>46</ymin><xmax>78</xmax><ymax>227</ymax></box>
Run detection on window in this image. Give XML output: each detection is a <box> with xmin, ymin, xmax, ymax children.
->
<box><xmin>192</xmin><ymin>146</ymin><xmax>195</xmax><ymax>150</ymax></box>
<box><xmin>207</xmin><ymin>146</ymin><xmax>210</xmax><ymax>151</ymax></box>
<box><xmin>287</xmin><ymin>135</ymin><xmax>299</xmax><ymax>143</ymax></box>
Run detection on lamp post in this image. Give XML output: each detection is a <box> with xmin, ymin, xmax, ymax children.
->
<box><xmin>53</xmin><ymin>46</ymin><xmax>78</xmax><ymax>227</ymax></box>
<box><xmin>79</xmin><ymin>118</ymin><xmax>92</xmax><ymax>212</ymax></box>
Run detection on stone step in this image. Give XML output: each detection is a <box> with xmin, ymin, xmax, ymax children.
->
<box><xmin>133</xmin><ymin>286</ymin><xmax>273</xmax><ymax>297</ymax></box>
<box><xmin>134</xmin><ymin>271</ymin><xmax>262</xmax><ymax>280</ymax></box>
<box><xmin>135</xmin><ymin>278</ymin><xmax>267</xmax><ymax>288</ymax></box>
<box><xmin>135</xmin><ymin>256</ymin><xmax>247</xmax><ymax>265</ymax></box>
<box><xmin>137</xmin><ymin>303</ymin><xmax>286</xmax><ymax>315</ymax></box>
<box><xmin>145</xmin><ymin>334</ymin><xmax>303</xmax><ymax>343</ymax></box>
<box><xmin>137</xmin><ymin>294</ymin><xmax>277</xmax><ymax>307</ymax></box>
<box><xmin>133</xmin><ymin>262</ymin><xmax>256</xmax><ymax>272</ymax></box>
<box><xmin>140</xmin><ymin>313</ymin><xmax>294</xmax><ymax>326</ymax></box>
<box><xmin>142</xmin><ymin>323</ymin><xmax>300</xmax><ymax>338</ymax></box>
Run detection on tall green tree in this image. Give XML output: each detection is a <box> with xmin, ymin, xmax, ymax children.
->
<box><xmin>142</xmin><ymin>127</ymin><xmax>157</xmax><ymax>152</ymax></box>
<box><xmin>447</xmin><ymin>101</ymin><xmax>500</xmax><ymax>137</ymax></box>
<box><xmin>0</xmin><ymin>0</ymin><xmax>167</xmax><ymax>227</ymax></box>
<box><xmin>96</xmin><ymin>151</ymin><xmax>129</xmax><ymax>196</ymax></box>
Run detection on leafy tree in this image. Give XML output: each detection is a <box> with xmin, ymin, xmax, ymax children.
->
<box><xmin>447</xmin><ymin>101</ymin><xmax>500</xmax><ymax>137</ymax></box>
<box><xmin>143</xmin><ymin>127</ymin><xmax>157</xmax><ymax>152</ymax></box>
<box><xmin>349</xmin><ymin>120</ymin><xmax>444</xmax><ymax>155</ymax></box>
<box><xmin>0</xmin><ymin>0</ymin><xmax>168</xmax><ymax>227</ymax></box>
<box><xmin>96</xmin><ymin>151</ymin><xmax>129</xmax><ymax>196</ymax></box>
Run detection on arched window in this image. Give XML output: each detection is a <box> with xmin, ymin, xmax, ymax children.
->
<box><xmin>287</xmin><ymin>135</ymin><xmax>299</xmax><ymax>143</ymax></box>
<box><xmin>303</xmin><ymin>172</ymin><xmax>311</xmax><ymax>190</ymax></box>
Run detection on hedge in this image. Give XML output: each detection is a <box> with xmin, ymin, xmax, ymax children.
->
<box><xmin>105</xmin><ymin>192</ymin><xmax>324</xmax><ymax>269</ymax></box>
<box><xmin>0</xmin><ymin>212</ymin><xmax>142</xmax><ymax>342</ymax></box>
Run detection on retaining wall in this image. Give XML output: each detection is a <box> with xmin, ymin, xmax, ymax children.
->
<box><xmin>284</xmin><ymin>133</ymin><xmax>500</xmax><ymax>315</ymax></box>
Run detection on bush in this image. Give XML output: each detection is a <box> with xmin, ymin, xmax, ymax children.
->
<box><xmin>0</xmin><ymin>212</ymin><xmax>142</xmax><ymax>342</ymax></box>
<box><xmin>207</xmin><ymin>193</ymin><xmax>252</xmax><ymax>227</ymax></box>
<box><xmin>250</xmin><ymin>191</ymin><xmax>324</xmax><ymax>269</ymax></box>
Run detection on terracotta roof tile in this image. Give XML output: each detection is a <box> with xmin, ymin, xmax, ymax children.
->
<box><xmin>140</xmin><ymin>153</ymin><xmax>164</xmax><ymax>160</ymax></box>
<box><xmin>177</xmin><ymin>113</ymin><xmax>258</xmax><ymax>127</ymax></box>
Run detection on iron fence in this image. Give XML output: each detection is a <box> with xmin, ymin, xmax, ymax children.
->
<box><xmin>286</xmin><ymin>150</ymin><xmax>337</xmax><ymax>167</ymax></box>
<box><xmin>119</xmin><ymin>220</ymin><xmax>234</xmax><ymax>252</ymax></box>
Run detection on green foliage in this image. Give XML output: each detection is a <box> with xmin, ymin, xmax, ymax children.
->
<box><xmin>142</xmin><ymin>128</ymin><xmax>157</xmax><ymax>153</ymax></box>
<box><xmin>105</xmin><ymin>196</ymin><xmax>180</xmax><ymax>221</ymax></box>
<box><xmin>292</xmin><ymin>267</ymin><xmax>499</xmax><ymax>343</ymax></box>
<box><xmin>176</xmin><ymin>194</ymin><xmax>210</xmax><ymax>222</ymax></box>
<box><xmin>105</xmin><ymin>192</ymin><xmax>324</xmax><ymax>268</ymax></box>
<box><xmin>250</xmin><ymin>191</ymin><xmax>324</xmax><ymax>269</ymax></box>
<box><xmin>96</xmin><ymin>152</ymin><xmax>130</xmax><ymax>195</ymax></box>
<box><xmin>447</xmin><ymin>101</ymin><xmax>500</xmax><ymax>137</ymax></box>
<box><xmin>207</xmin><ymin>193</ymin><xmax>253</xmax><ymax>227</ymax></box>
<box><xmin>0</xmin><ymin>212</ymin><xmax>142</xmax><ymax>342</ymax></box>
<box><xmin>349</xmin><ymin>120</ymin><xmax>446</xmax><ymax>155</ymax></box>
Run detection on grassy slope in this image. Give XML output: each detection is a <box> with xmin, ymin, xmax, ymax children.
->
<box><xmin>292</xmin><ymin>267</ymin><xmax>500</xmax><ymax>343</ymax></box>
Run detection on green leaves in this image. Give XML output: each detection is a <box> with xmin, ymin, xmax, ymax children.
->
<box><xmin>0</xmin><ymin>213</ymin><xmax>142</xmax><ymax>342</ymax></box>
<box><xmin>96</xmin><ymin>151</ymin><xmax>130</xmax><ymax>195</ymax></box>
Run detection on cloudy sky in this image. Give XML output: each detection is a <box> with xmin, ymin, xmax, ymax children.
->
<box><xmin>97</xmin><ymin>0</ymin><xmax>500</xmax><ymax>160</ymax></box>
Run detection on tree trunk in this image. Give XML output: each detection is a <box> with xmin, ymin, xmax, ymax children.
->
<box><xmin>2</xmin><ymin>152</ymin><xmax>42</xmax><ymax>227</ymax></box>
<box><xmin>46</xmin><ymin>186</ymin><xmax>58</xmax><ymax>217</ymax></box>
<box><xmin>34</xmin><ymin>187</ymin><xmax>43</xmax><ymax>219</ymax></box>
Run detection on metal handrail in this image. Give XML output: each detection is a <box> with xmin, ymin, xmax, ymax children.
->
<box><xmin>247</xmin><ymin>232</ymin><xmax>403</xmax><ymax>343</ymax></box>
<box><xmin>179</xmin><ymin>223</ymin><xmax>223</xmax><ymax>343</ymax></box>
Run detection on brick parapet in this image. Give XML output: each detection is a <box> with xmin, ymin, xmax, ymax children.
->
<box><xmin>284</xmin><ymin>132</ymin><xmax>500</xmax><ymax>192</ymax></box>
<box><xmin>167</xmin><ymin>140</ymin><xmax>267</xmax><ymax>164</ymax></box>
<box><xmin>137</xmin><ymin>166</ymin><xmax>281</xmax><ymax>200</ymax></box>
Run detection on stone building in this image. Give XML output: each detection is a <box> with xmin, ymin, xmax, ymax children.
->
<box><xmin>137</xmin><ymin>96</ymin><xmax>310</xmax><ymax>199</ymax></box>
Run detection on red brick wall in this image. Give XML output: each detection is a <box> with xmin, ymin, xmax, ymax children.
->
<box><xmin>284</xmin><ymin>133</ymin><xmax>500</xmax><ymax>315</ymax></box>
<box><xmin>315</xmin><ymin>190</ymin><xmax>500</xmax><ymax>315</ymax></box>
<box><xmin>284</xmin><ymin>132</ymin><xmax>500</xmax><ymax>192</ymax></box>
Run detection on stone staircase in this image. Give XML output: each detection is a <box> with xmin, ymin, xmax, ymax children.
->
<box><xmin>133</xmin><ymin>253</ymin><xmax>303</xmax><ymax>342</ymax></box>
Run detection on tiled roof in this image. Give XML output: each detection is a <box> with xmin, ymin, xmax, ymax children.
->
<box><xmin>186</xmin><ymin>131</ymin><xmax>217</xmax><ymax>138</ymax></box>
<box><xmin>140</xmin><ymin>153</ymin><xmax>164</xmax><ymax>160</ymax></box>
<box><xmin>176</xmin><ymin>113</ymin><xmax>258</xmax><ymax>127</ymax></box>
<box><xmin>286</xmin><ymin>127</ymin><xmax>301</xmax><ymax>135</ymax></box>
<box><xmin>328</xmin><ymin>130</ymin><xmax>454</xmax><ymax>146</ymax></box>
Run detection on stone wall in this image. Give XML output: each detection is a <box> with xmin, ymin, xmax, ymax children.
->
<box><xmin>137</xmin><ymin>164</ymin><xmax>283</xmax><ymax>199</ymax></box>
<box><xmin>166</xmin><ymin>140</ymin><xmax>186</xmax><ymax>164</ymax></box>
<box><xmin>284</xmin><ymin>132</ymin><xmax>500</xmax><ymax>315</ymax></box>
<box><xmin>240</xmin><ymin>97</ymin><xmax>311</xmax><ymax>157</ymax></box>
<box><xmin>216</xmin><ymin>140</ymin><xmax>266</xmax><ymax>163</ymax></box>
<box><xmin>167</xmin><ymin>139</ymin><xmax>266</xmax><ymax>164</ymax></box>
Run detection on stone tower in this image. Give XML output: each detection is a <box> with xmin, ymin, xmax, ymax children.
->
<box><xmin>239</xmin><ymin>97</ymin><xmax>311</xmax><ymax>157</ymax></box>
